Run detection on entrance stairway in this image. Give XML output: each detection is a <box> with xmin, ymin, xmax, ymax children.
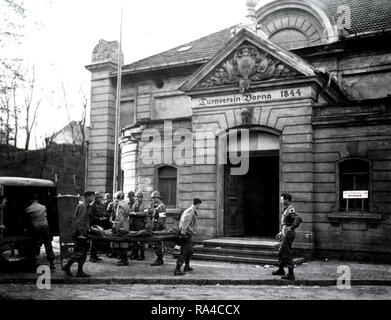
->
<box><xmin>186</xmin><ymin>237</ymin><xmax>305</xmax><ymax>265</ymax></box>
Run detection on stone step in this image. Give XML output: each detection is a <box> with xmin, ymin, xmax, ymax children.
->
<box><xmin>193</xmin><ymin>244</ymin><xmax>279</xmax><ymax>257</ymax></box>
<box><xmin>189</xmin><ymin>253</ymin><xmax>305</xmax><ymax>266</ymax></box>
<box><xmin>202</xmin><ymin>238</ymin><xmax>280</xmax><ymax>250</ymax></box>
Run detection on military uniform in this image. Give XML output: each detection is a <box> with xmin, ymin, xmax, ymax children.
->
<box><xmin>148</xmin><ymin>199</ymin><xmax>166</xmax><ymax>264</ymax></box>
<box><xmin>89</xmin><ymin>200</ymin><xmax>107</xmax><ymax>260</ymax></box>
<box><xmin>129</xmin><ymin>200</ymin><xmax>148</xmax><ymax>259</ymax></box>
<box><xmin>62</xmin><ymin>192</ymin><xmax>94</xmax><ymax>278</ymax></box>
<box><xmin>70</xmin><ymin>200</ymin><xmax>91</xmax><ymax>265</ymax></box>
<box><xmin>112</xmin><ymin>200</ymin><xmax>131</xmax><ymax>265</ymax></box>
<box><xmin>278</xmin><ymin>204</ymin><xmax>302</xmax><ymax>269</ymax></box>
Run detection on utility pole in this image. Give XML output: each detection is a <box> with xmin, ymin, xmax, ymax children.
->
<box><xmin>113</xmin><ymin>0</ymin><xmax>124</xmax><ymax>195</ymax></box>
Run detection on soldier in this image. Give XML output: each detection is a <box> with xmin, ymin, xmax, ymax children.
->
<box><xmin>89</xmin><ymin>192</ymin><xmax>108</xmax><ymax>262</ymax></box>
<box><xmin>112</xmin><ymin>192</ymin><xmax>131</xmax><ymax>266</ymax></box>
<box><xmin>146</xmin><ymin>191</ymin><xmax>166</xmax><ymax>266</ymax></box>
<box><xmin>129</xmin><ymin>191</ymin><xmax>148</xmax><ymax>260</ymax></box>
<box><xmin>25</xmin><ymin>194</ymin><xmax>56</xmax><ymax>271</ymax></box>
<box><xmin>102</xmin><ymin>193</ymin><xmax>112</xmax><ymax>213</ymax></box>
<box><xmin>106</xmin><ymin>191</ymin><xmax>122</xmax><ymax>258</ymax></box>
<box><xmin>62</xmin><ymin>191</ymin><xmax>95</xmax><ymax>277</ymax></box>
<box><xmin>127</xmin><ymin>191</ymin><xmax>135</xmax><ymax>208</ymax></box>
<box><xmin>272</xmin><ymin>193</ymin><xmax>302</xmax><ymax>281</ymax></box>
<box><xmin>174</xmin><ymin>198</ymin><xmax>202</xmax><ymax>276</ymax></box>
<box><xmin>102</xmin><ymin>193</ymin><xmax>112</xmax><ymax>228</ymax></box>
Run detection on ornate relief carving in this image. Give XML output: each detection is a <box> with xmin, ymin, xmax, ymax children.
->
<box><xmin>198</xmin><ymin>44</ymin><xmax>298</xmax><ymax>92</ymax></box>
<box><xmin>91</xmin><ymin>39</ymin><xmax>124</xmax><ymax>64</ymax></box>
<box><xmin>240</xmin><ymin>108</ymin><xmax>252</xmax><ymax>126</ymax></box>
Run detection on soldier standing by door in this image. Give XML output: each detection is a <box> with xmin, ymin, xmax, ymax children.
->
<box><xmin>146</xmin><ymin>191</ymin><xmax>166</xmax><ymax>266</ymax></box>
<box><xmin>272</xmin><ymin>193</ymin><xmax>302</xmax><ymax>280</ymax></box>
<box><xmin>62</xmin><ymin>191</ymin><xmax>95</xmax><ymax>278</ymax></box>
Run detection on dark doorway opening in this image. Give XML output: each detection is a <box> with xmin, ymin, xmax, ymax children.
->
<box><xmin>224</xmin><ymin>152</ymin><xmax>279</xmax><ymax>237</ymax></box>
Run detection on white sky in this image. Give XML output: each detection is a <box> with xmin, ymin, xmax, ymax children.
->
<box><xmin>12</xmin><ymin>0</ymin><xmax>273</xmax><ymax>148</ymax></box>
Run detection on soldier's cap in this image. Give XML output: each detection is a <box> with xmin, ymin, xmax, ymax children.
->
<box><xmin>127</xmin><ymin>191</ymin><xmax>135</xmax><ymax>197</ymax></box>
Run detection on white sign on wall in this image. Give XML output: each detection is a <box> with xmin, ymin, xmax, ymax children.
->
<box><xmin>197</xmin><ymin>87</ymin><xmax>310</xmax><ymax>107</ymax></box>
<box><xmin>343</xmin><ymin>190</ymin><xmax>368</xmax><ymax>199</ymax></box>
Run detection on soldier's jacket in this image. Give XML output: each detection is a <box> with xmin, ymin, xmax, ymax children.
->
<box><xmin>130</xmin><ymin>201</ymin><xmax>148</xmax><ymax>231</ymax></box>
<box><xmin>112</xmin><ymin>200</ymin><xmax>131</xmax><ymax>233</ymax></box>
<box><xmin>89</xmin><ymin>201</ymin><xmax>106</xmax><ymax>227</ymax></box>
<box><xmin>179</xmin><ymin>207</ymin><xmax>197</xmax><ymax>237</ymax></box>
<box><xmin>107</xmin><ymin>200</ymin><xmax>120</xmax><ymax>223</ymax></box>
<box><xmin>281</xmin><ymin>204</ymin><xmax>302</xmax><ymax>230</ymax></box>
<box><xmin>148</xmin><ymin>201</ymin><xmax>166</xmax><ymax>231</ymax></box>
<box><xmin>71</xmin><ymin>201</ymin><xmax>90</xmax><ymax>237</ymax></box>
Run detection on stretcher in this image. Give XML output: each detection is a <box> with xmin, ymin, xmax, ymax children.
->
<box><xmin>85</xmin><ymin>227</ymin><xmax>186</xmax><ymax>245</ymax></box>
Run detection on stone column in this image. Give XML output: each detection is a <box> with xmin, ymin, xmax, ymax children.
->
<box><xmin>85</xmin><ymin>39</ymin><xmax>123</xmax><ymax>193</ymax></box>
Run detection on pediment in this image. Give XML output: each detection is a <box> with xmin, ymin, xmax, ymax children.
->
<box><xmin>180</xmin><ymin>28</ymin><xmax>316</xmax><ymax>94</ymax></box>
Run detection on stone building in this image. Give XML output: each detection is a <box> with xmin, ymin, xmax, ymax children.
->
<box><xmin>85</xmin><ymin>0</ymin><xmax>391</xmax><ymax>261</ymax></box>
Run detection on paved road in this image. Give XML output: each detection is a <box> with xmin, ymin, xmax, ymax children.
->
<box><xmin>0</xmin><ymin>284</ymin><xmax>390</xmax><ymax>300</ymax></box>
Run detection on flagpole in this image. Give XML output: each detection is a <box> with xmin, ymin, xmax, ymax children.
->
<box><xmin>113</xmin><ymin>0</ymin><xmax>123</xmax><ymax>195</ymax></box>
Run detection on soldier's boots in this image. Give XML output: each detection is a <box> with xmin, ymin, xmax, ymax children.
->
<box><xmin>184</xmin><ymin>265</ymin><xmax>193</xmax><ymax>272</ymax></box>
<box><xmin>117</xmin><ymin>259</ymin><xmax>129</xmax><ymax>266</ymax></box>
<box><xmin>151</xmin><ymin>256</ymin><xmax>164</xmax><ymax>266</ymax></box>
<box><xmin>62</xmin><ymin>260</ymin><xmax>75</xmax><ymax>276</ymax></box>
<box><xmin>272</xmin><ymin>266</ymin><xmax>285</xmax><ymax>276</ymax></box>
<box><xmin>281</xmin><ymin>268</ymin><xmax>295</xmax><ymax>281</ymax></box>
<box><xmin>174</xmin><ymin>264</ymin><xmax>185</xmax><ymax>276</ymax></box>
<box><xmin>76</xmin><ymin>264</ymin><xmax>90</xmax><ymax>278</ymax></box>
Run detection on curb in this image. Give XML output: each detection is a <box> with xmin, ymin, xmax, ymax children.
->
<box><xmin>1</xmin><ymin>277</ymin><xmax>391</xmax><ymax>286</ymax></box>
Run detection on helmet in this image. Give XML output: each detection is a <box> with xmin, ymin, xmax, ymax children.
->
<box><xmin>151</xmin><ymin>191</ymin><xmax>161</xmax><ymax>198</ymax></box>
<box><xmin>135</xmin><ymin>191</ymin><xmax>143</xmax><ymax>198</ymax></box>
<box><xmin>94</xmin><ymin>192</ymin><xmax>103</xmax><ymax>200</ymax></box>
<box><xmin>127</xmin><ymin>191</ymin><xmax>135</xmax><ymax>197</ymax></box>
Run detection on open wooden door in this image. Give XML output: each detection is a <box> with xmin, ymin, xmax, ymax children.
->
<box><xmin>224</xmin><ymin>165</ymin><xmax>245</xmax><ymax>236</ymax></box>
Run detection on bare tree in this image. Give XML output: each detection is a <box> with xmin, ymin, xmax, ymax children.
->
<box><xmin>39</xmin><ymin>130</ymin><xmax>55</xmax><ymax>178</ymax></box>
<box><xmin>23</xmin><ymin>66</ymin><xmax>42</xmax><ymax>150</ymax></box>
<box><xmin>78</xmin><ymin>86</ymin><xmax>88</xmax><ymax>152</ymax></box>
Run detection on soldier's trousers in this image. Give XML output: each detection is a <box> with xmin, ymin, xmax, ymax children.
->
<box><xmin>177</xmin><ymin>235</ymin><xmax>193</xmax><ymax>266</ymax></box>
<box><xmin>278</xmin><ymin>230</ymin><xmax>296</xmax><ymax>269</ymax></box>
<box><xmin>152</xmin><ymin>220</ymin><xmax>166</xmax><ymax>257</ymax></box>
<box><xmin>71</xmin><ymin>236</ymin><xmax>90</xmax><ymax>265</ymax></box>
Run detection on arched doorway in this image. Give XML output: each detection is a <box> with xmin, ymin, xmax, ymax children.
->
<box><xmin>223</xmin><ymin>129</ymin><xmax>280</xmax><ymax>238</ymax></box>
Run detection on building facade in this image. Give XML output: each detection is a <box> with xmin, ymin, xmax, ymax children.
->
<box><xmin>86</xmin><ymin>0</ymin><xmax>391</xmax><ymax>261</ymax></box>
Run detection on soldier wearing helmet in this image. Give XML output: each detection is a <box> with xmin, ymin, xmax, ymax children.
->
<box><xmin>146</xmin><ymin>191</ymin><xmax>166</xmax><ymax>266</ymax></box>
<box><xmin>127</xmin><ymin>191</ymin><xmax>136</xmax><ymax>208</ymax></box>
<box><xmin>129</xmin><ymin>191</ymin><xmax>148</xmax><ymax>260</ymax></box>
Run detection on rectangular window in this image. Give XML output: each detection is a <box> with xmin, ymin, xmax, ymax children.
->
<box><xmin>158</xmin><ymin>166</ymin><xmax>177</xmax><ymax>207</ymax></box>
<box><xmin>340</xmin><ymin>159</ymin><xmax>369</xmax><ymax>211</ymax></box>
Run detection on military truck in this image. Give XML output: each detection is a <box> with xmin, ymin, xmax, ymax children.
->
<box><xmin>0</xmin><ymin>177</ymin><xmax>60</xmax><ymax>271</ymax></box>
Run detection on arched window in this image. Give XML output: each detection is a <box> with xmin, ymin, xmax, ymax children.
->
<box><xmin>339</xmin><ymin>159</ymin><xmax>370</xmax><ymax>211</ymax></box>
<box><xmin>158</xmin><ymin>166</ymin><xmax>177</xmax><ymax>207</ymax></box>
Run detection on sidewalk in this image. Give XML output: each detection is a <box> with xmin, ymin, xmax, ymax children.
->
<box><xmin>1</xmin><ymin>247</ymin><xmax>391</xmax><ymax>286</ymax></box>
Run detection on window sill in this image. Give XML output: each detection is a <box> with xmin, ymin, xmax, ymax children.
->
<box><xmin>328</xmin><ymin>213</ymin><xmax>381</xmax><ymax>227</ymax></box>
<box><xmin>166</xmin><ymin>208</ymin><xmax>182</xmax><ymax>219</ymax></box>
